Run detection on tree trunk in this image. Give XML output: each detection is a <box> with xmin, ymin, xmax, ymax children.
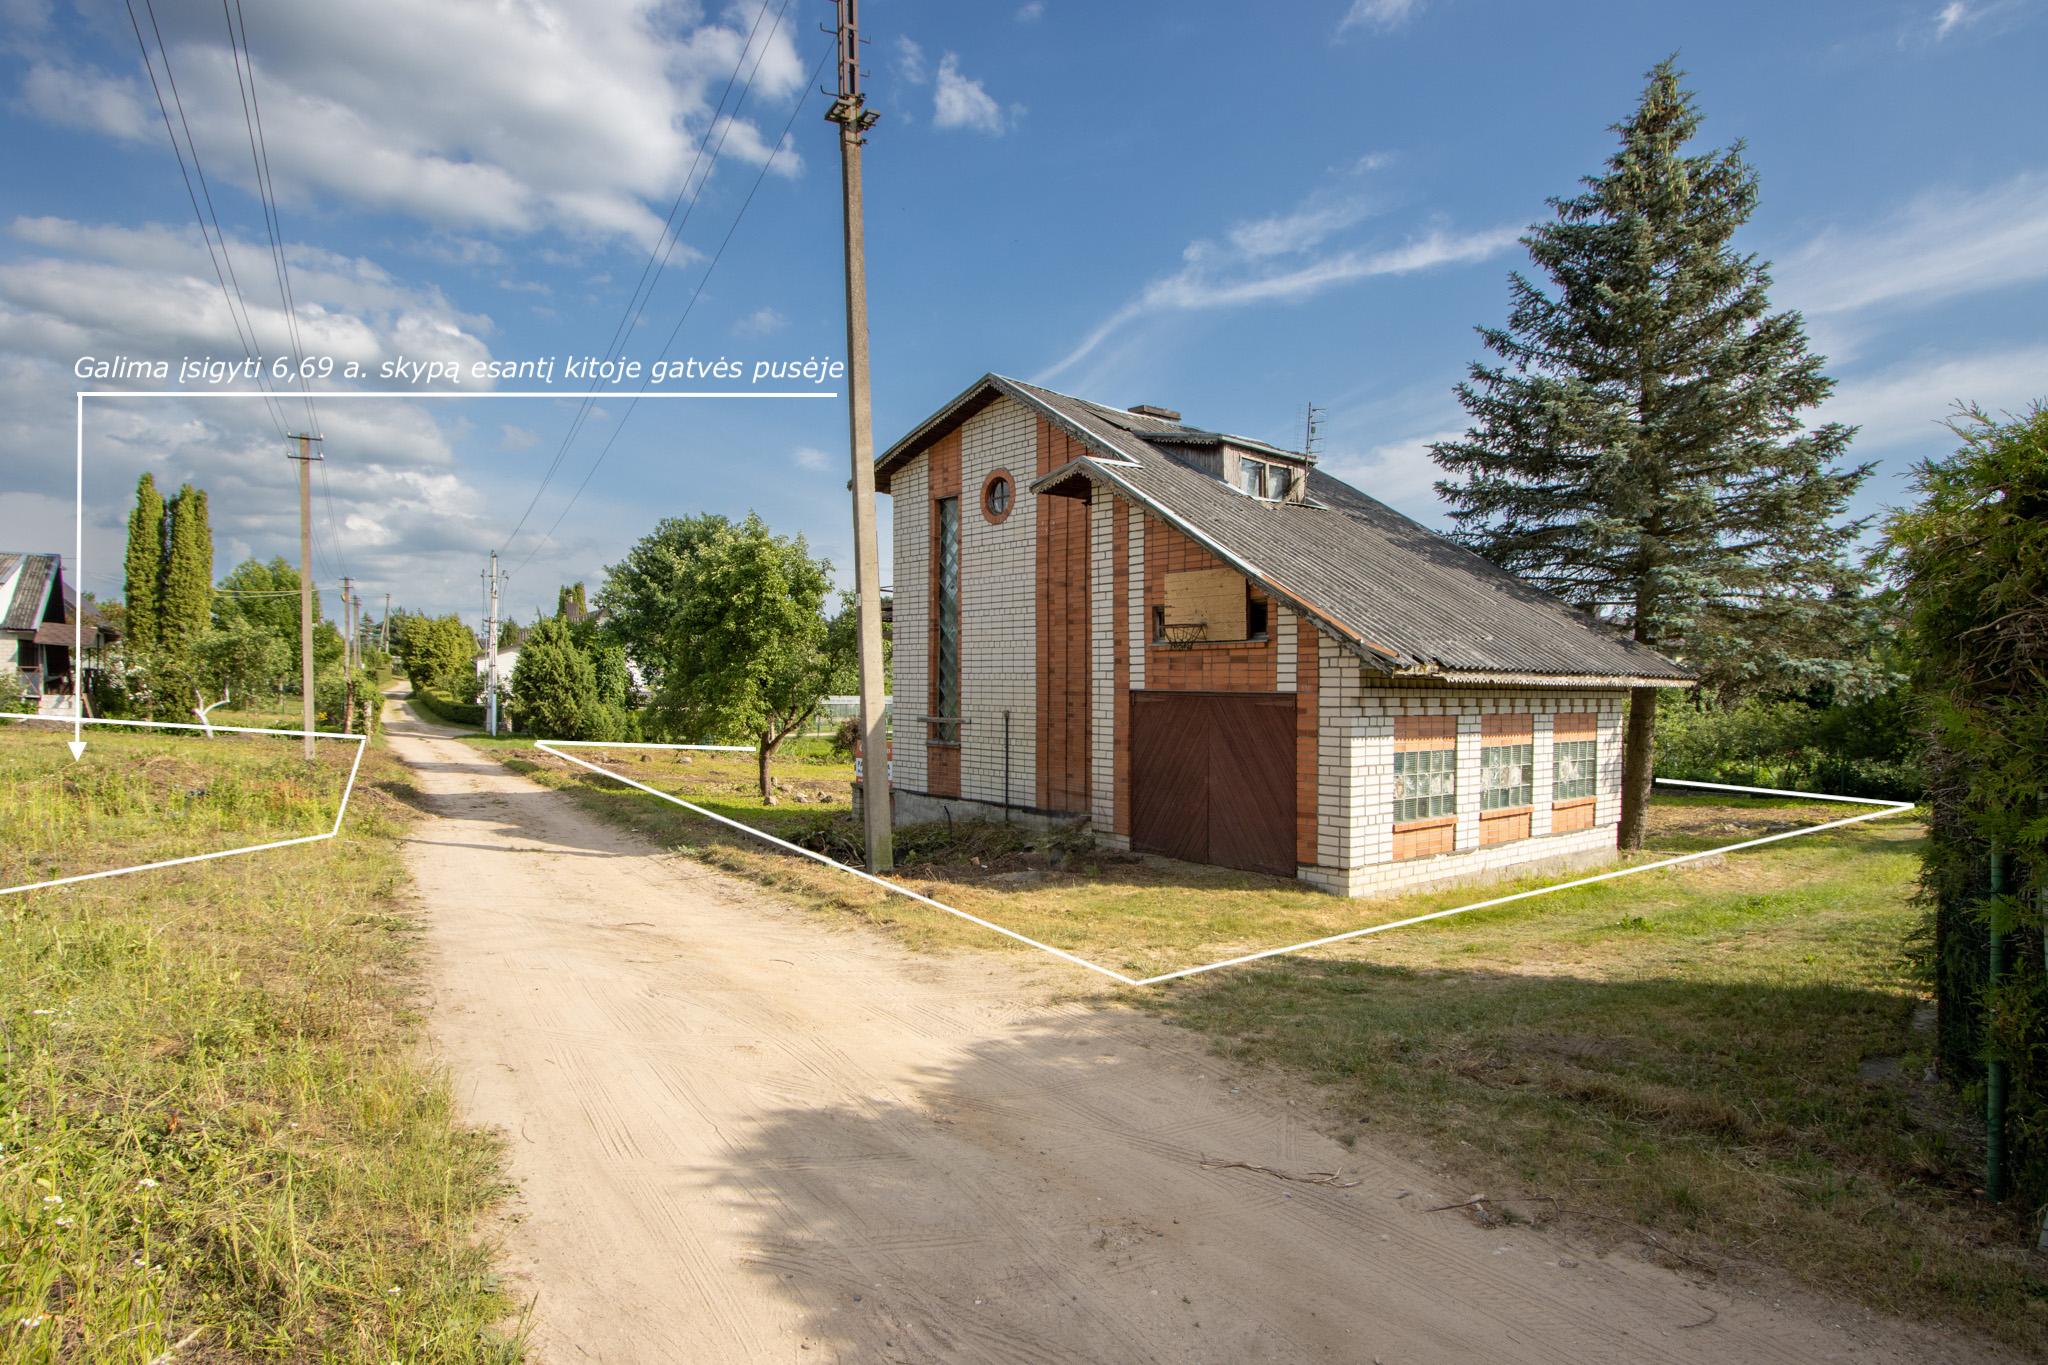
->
<box><xmin>757</xmin><ymin>734</ymin><xmax>776</xmax><ymax>805</ymax></box>
<box><xmin>1617</xmin><ymin>685</ymin><xmax>1657</xmax><ymax>850</ymax></box>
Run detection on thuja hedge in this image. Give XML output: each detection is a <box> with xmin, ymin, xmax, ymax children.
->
<box><xmin>1887</xmin><ymin>404</ymin><xmax>2048</xmax><ymax>1220</ymax></box>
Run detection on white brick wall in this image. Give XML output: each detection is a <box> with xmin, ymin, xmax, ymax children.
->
<box><xmin>1126</xmin><ymin>509</ymin><xmax>1145</xmax><ymax>691</ymax></box>
<box><xmin>889</xmin><ymin>456</ymin><xmax>928</xmax><ymax>793</ymax></box>
<box><xmin>955</xmin><ymin>399</ymin><xmax>1038</xmax><ymax>807</ymax></box>
<box><xmin>1274</xmin><ymin>608</ymin><xmax>1297</xmax><ymax>693</ymax></box>
<box><xmin>1089</xmin><ymin>493</ymin><xmax>1116</xmax><ymax>831</ymax></box>
<box><xmin>1309</xmin><ymin>670</ymin><xmax>1630</xmax><ymax>896</ymax></box>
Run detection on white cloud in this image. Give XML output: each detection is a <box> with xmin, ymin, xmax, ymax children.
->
<box><xmin>500</xmin><ymin>424</ymin><xmax>540</xmax><ymax>451</ymax></box>
<box><xmin>21</xmin><ymin>62</ymin><xmax>153</xmax><ymax>141</ymax></box>
<box><xmin>894</xmin><ymin>36</ymin><xmax>929</xmax><ymax>85</ymax></box>
<box><xmin>17</xmin><ymin>1</ymin><xmax>806</xmax><ymax>245</ymax></box>
<box><xmin>1040</xmin><ymin>217</ymin><xmax>1519</xmax><ymax>383</ymax></box>
<box><xmin>1321</xmin><ymin>426</ymin><xmax>1464</xmax><ymax>524</ymax></box>
<box><xmin>793</xmin><ymin>446</ymin><xmax>832</xmax><ymax>471</ymax></box>
<box><xmin>0</xmin><ymin>217</ymin><xmax>511</xmax><ymax>614</ymax></box>
<box><xmin>1016</xmin><ymin>1</ymin><xmax>1046</xmax><ymax>20</ymax></box>
<box><xmin>932</xmin><ymin>54</ymin><xmax>1007</xmax><ymax>134</ymax></box>
<box><xmin>733</xmin><ymin>306</ymin><xmax>786</xmax><ymax>337</ymax></box>
<box><xmin>1339</xmin><ymin>0</ymin><xmax>1425</xmax><ymax>33</ymax></box>
<box><xmin>1935</xmin><ymin>1</ymin><xmax>1978</xmax><ymax>38</ymax></box>
<box><xmin>1224</xmin><ymin>197</ymin><xmax>1379</xmax><ymax>259</ymax></box>
<box><xmin>1818</xmin><ymin>345</ymin><xmax>2048</xmax><ymax>453</ymax></box>
<box><xmin>1780</xmin><ymin>171</ymin><xmax>2048</xmax><ymax>318</ymax></box>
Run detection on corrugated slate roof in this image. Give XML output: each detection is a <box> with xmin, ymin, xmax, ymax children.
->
<box><xmin>878</xmin><ymin>375</ymin><xmax>1690</xmax><ymax>684</ymax></box>
<box><xmin>1</xmin><ymin>553</ymin><xmax>57</xmax><ymax>634</ymax></box>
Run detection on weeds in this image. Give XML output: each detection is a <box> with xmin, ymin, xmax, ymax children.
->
<box><xmin>0</xmin><ymin>727</ymin><xmax>517</xmax><ymax>1362</ymax></box>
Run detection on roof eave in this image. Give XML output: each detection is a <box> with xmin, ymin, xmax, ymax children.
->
<box><xmin>1384</xmin><ymin>665</ymin><xmax>1696</xmax><ymax>689</ymax></box>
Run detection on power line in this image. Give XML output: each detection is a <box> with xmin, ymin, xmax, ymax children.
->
<box><xmin>224</xmin><ymin>0</ymin><xmax>318</xmax><ymax>437</ymax></box>
<box><xmin>224</xmin><ymin>0</ymin><xmax>354</xmax><ymax>588</ymax></box>
<box><xmin>513</xmin><ymin>40</ymin><xmax>830</xmax><ymax>577</ymax></box>
<box><xmin>498</xmin><ymin>0</ymin><xmax>794</xmax><ymax>560</ymax></box>
<box><xmin>123</xmin><ymin>0</ymin><xmax>289</xmax><ymax>440</ymax></box>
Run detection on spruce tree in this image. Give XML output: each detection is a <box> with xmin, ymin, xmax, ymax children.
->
<box><xmin>1431</xmin><ymin>58</ymin><xmax>1870</xmax><ymax>848</ymax></box>
<box><xmin>122</xmin><ymin>473</ymin><xmax>165</xmax><ymax>652</ymax></box>
<box><xmin>159</xmin><ymin>484</ymin><xmax>215</xmax><ymax>648</ymax></box>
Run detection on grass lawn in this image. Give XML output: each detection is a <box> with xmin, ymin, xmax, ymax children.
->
<box><xmin>480</xmin><ymin>736</ymin><xmax>2043</xmax><ymax>1352</ymax></box>
<box><xmin>1</xmin><ymin>723</ymin><xmax>518</xmax><ymax>1362</ymax></box>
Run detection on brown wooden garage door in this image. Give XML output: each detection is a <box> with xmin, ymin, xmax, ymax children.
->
<box><xmin>1130</xmin><ymin>691</ymin><xmax>1296</xmax><ymax>878</ymax></box>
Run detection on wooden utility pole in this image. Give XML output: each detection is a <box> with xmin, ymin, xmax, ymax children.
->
<box><xmin>287</xmin><ymin>434</ymin><xmax>321</xmax><ymax>760</ymax></box>
<box><xmin>828</xmin><ymin>0</ymin><xmax>893</xmax><ymax>874</ymax></box>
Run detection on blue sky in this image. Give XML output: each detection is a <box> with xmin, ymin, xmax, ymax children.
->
<box><xmin>2</xmin><ymin>0</ymin><xmax>2042</xmax><ymax>626</ymax></box>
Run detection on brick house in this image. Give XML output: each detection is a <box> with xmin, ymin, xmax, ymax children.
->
<box><xmin>873</xmin><ymin>375</ymin><xmax>1692</xmax><ymax>896</ymax></box>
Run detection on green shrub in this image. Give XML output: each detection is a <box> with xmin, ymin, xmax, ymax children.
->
<box><xmin>413</xmin><ymin>685</ymin><xmax>485</xmax><ymax>728</ymax></box>
<box><xmin>1654</xmin><ymin>692</ymin><xmax>1920</xmax><ymax>799</ymax></box>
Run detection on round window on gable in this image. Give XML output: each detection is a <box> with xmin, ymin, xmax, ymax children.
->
<box><xmin>981</xmin><ymin>469</ymin><xmax>1014</xmax><ymax>524</ymax></box>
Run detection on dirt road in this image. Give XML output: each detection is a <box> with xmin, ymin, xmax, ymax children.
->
<box><xmin>384</xmin><ymin>698</ymin><xmax>1980</xmax><ymax>1364</ymax></box>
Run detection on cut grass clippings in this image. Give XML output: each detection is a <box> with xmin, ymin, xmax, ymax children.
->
<box><xmin>1</xmin><ymin>724</ymin><xmax>519</xmax><ymax>1363</ymax></box>
<box><xmin>478</xmin><ymin>736</ymin><xmax>2044</xmax><ymax>1354</ymax></box>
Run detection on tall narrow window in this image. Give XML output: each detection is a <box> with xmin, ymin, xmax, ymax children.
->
<box><xmin>1479</xmin><ymin>713</ymin><xmax>1534</xmax><ymax>846</ymax></box>
<box><xmin>934</xmin><ymin>496</ymin><xmax>961</xmax><ymax>725</ymax></box>
<box><xmin>1551</xmin><ymin>711</ymin><xmax>1599</xmax><ymax>832</ymax></box>
<box><xmin>1392</xmin><ymin>715</ymin><xmax>1458</xmax><ymax>860</ymax></box>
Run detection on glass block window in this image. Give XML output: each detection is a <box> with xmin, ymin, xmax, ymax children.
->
<box><xmin>1553</xmin><ymin>738</ymin><xmax>1598</xmax><ymax>801</ymax></box>
<box><xmin>1393</xmin><ymin>746</ymin><xmax>1457</xmax><ymax>823</ymax></box>
<box><xmin>933</xmin><ymin>496</ymin><xmax>960</xmax><ymax>724</ymax></box>
<box><xmin>1482</xmin><ymin>742</ymin><xmax>1534</xmax><ymax>810</ymax></box>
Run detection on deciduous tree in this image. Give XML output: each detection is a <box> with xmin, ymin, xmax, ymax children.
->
<box><xmin>602</xmin><ymin>513</ymin><xmax>853</xmax><ymax>802</ymax></box>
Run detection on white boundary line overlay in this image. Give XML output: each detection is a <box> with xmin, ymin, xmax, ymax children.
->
<box><xmin>532</xmin><ymin>742</ymin><xmax>1916</xmax><ymax>987</ymax></box>
<box><xmin>0</xmin><ymin>714</ymin><xmax>367</xmax><ymax>897</ymax></box>
<box><xmin>49</xmin><ymin>387</ymin><xmax>835</xmax><ymax>858</ymax></box>
<box><xmin>71</xmin><ymin>389</ymin><xmax>839</xmax><ymax>757</ymax></box>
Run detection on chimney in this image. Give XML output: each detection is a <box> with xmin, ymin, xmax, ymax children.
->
<box><xmin>1127</xmin><ymin>403</ymin><xmax>1181</xmax><ymax>422</ymax></box>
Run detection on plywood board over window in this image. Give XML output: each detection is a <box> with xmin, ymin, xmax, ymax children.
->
<box><xmin>1162</xmin><ymin>567</ymin><xmax>1246</xmax><ymax>642</ymax></box>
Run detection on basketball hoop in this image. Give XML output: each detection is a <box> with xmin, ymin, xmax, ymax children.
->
<box><xmin>1161</xmin><ymin>622</ymin><xmax>1208</xmax><ymax>651</ymax></box>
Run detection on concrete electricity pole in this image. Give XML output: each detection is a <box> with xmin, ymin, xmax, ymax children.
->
<box><xmin>381</xmin><ymin>591</ymin><xmax>391</xmax><ymax>652</ymax></box>
<box><xmin>287</xmin><ymin>434</ymin><xmax>321</xmax><ymax>761</ymax></box>
<box><xmin>828</xmin><ymin>0</ymin><xmax>893</xmax><ymax>875</ymax></box>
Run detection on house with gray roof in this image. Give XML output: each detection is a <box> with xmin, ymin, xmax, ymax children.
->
<box><xmin>0</xmin><ymin>552</ymin><xmax>114</xmax><ymax>715</ymax></box>
<box><xmin>873</xmin><ymin>374</ymin><xmax>1693</xmax><ymax>896</ymax></box>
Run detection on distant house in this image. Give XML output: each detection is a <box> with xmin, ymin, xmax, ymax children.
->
<box><xmin>872</xmin><ymin>375</ymin><xmax>1693</xmax><ymax>896</ymax></box>
<box><xmin>0</xmin><ymin>552</ymin><xmax>117</xmax><ymax>714</ymax></box>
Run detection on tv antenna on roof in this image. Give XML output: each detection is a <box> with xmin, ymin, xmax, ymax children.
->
<box><xmin>1303</xmin><ymin>402</ymin><xmax>1325</xmax><ymax>458</ymax></box>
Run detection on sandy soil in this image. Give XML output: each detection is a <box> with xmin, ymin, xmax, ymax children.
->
<box><xmin>382</xmin><ymin>695</ymin><xmax>1997</xmax><ymax>1365</ymax></box>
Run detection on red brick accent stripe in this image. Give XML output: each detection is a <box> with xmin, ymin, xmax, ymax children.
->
<box><xmin>1036</xmin><ymin>418</ymin><xmax>1090</xmax><ymax>814</ymax></box>
<box><xmin>1113</xmin><ymin>498</ymin><xmax>1131</xmax><ymax>837</ymax></box>
<box><xmin>1295</xmin><ymin>624</ymin><xmax>1318</xmax><ymax>867</ymax></box>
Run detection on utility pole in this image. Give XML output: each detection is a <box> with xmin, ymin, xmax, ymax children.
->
<box><xmin>286</xmin><ymin>434</ymin><xmax>321</xmax><ymax>761</ymax></box>
<box><xmin>340</xmin><ymin>576</ymin><xmax>355</xmax><ymax>735</ymax></box>
<box><xmin>828</xmin><ymin>0</ymin><xmax>893</xmax><ymax>874</ymax></box>
<box><xmin>381</xmin><ymin>591</ymin><xmax>391</xmax><ymax>652</ymax></box>
<box><xmin>483</xmin><ymin>552</ymin><xmax>503</xmax><ymax>737</ymax></box>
